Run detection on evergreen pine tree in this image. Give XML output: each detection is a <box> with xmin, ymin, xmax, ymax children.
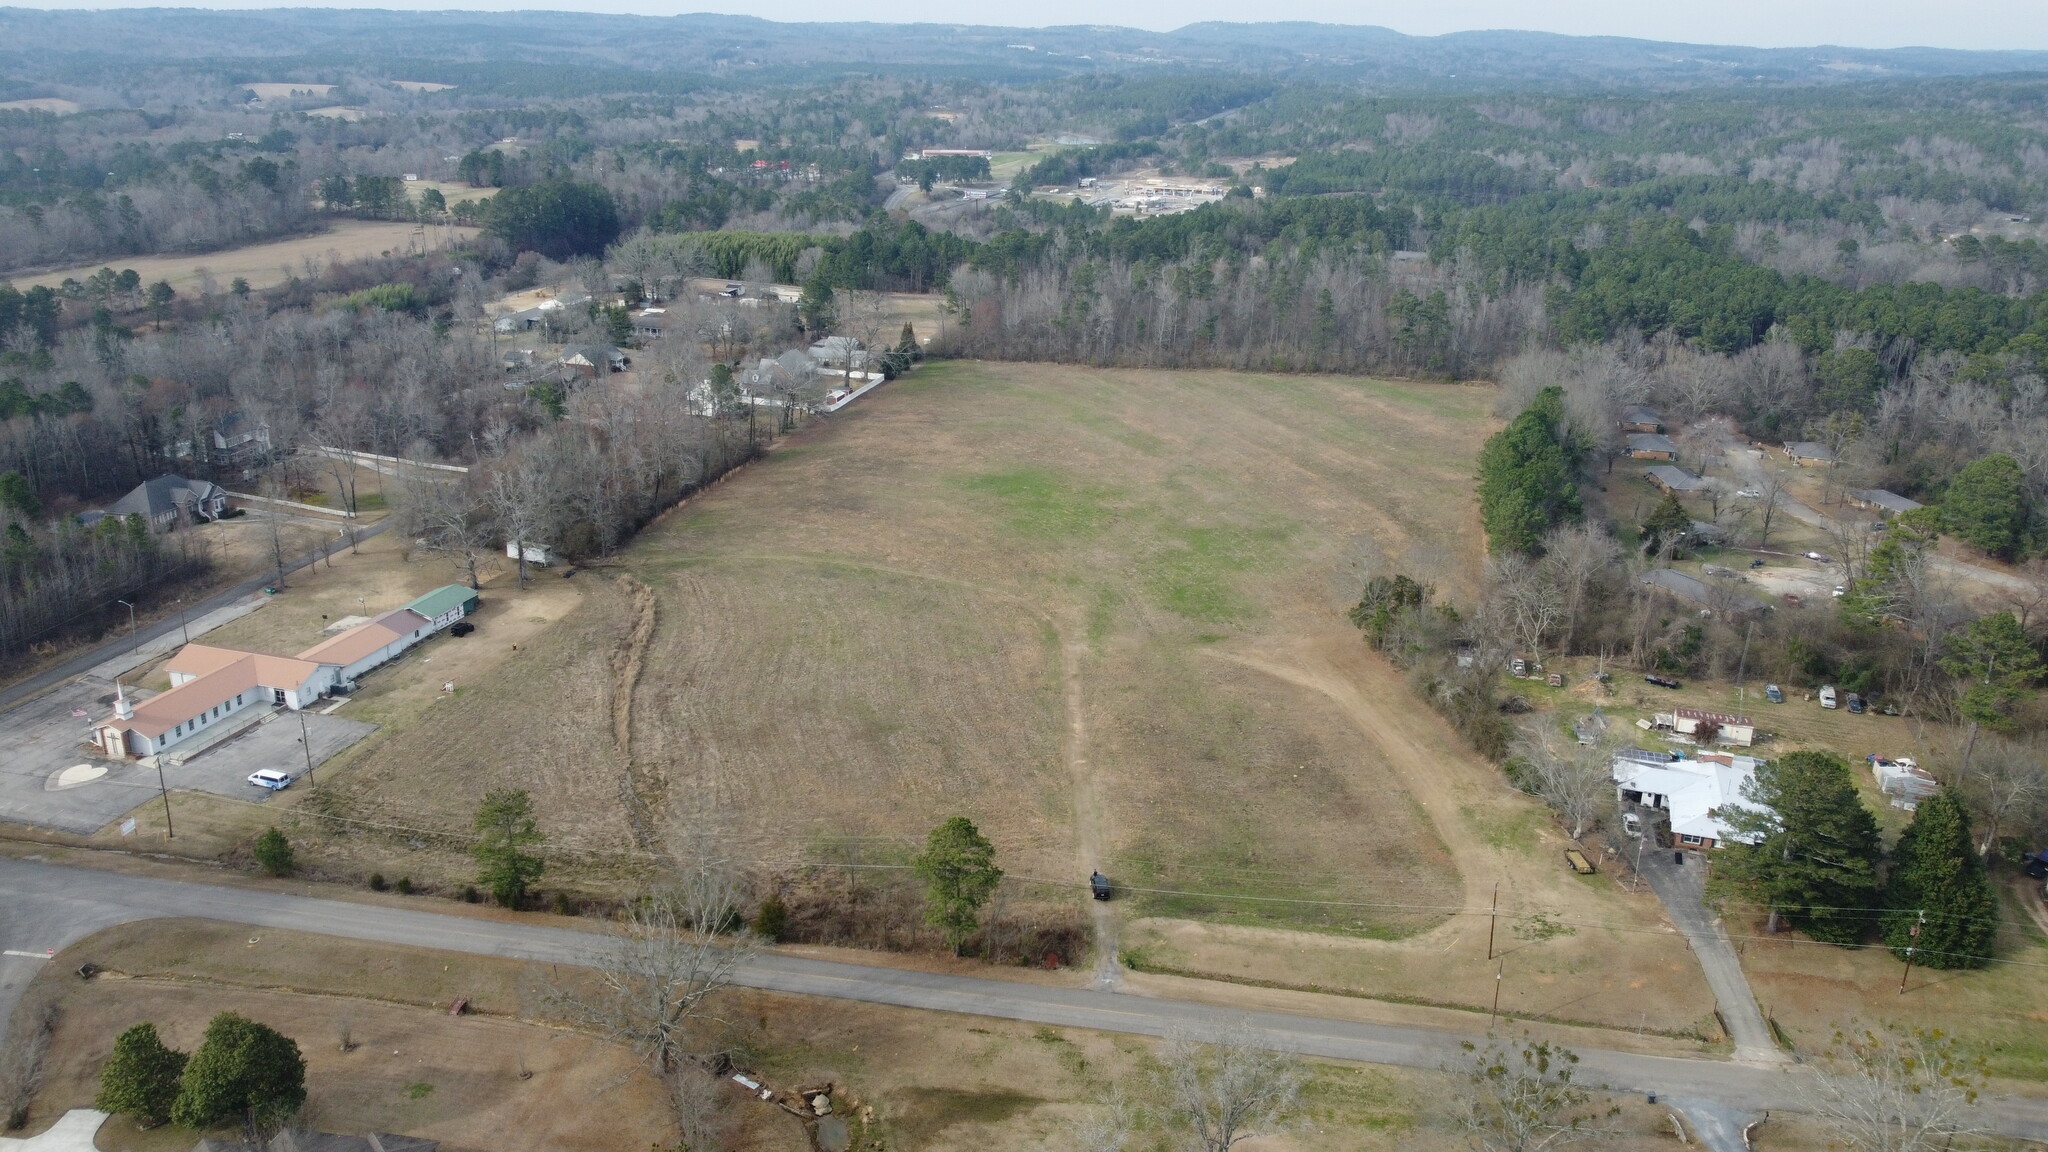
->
<box><xmin>1723</xmin><ymin>751</ymin><xmax>1883</xmax><ymax>945</ymax></box>
<box><xmin>1883</xmin><ymin>791</ymin><xmax>1997</xmax><ymax>969</ymax></box>
<box><xmin>1477</xmin><ymin>386</ymin><xmax>1582</xmax><ymax>556</ymax></box>
<box><xmin>1640</xmin><ymin>492</ymin><xmax>1692</xmax><ymax>555</ymax></box>
<box><xmin>94</xmin><ymin>1022</ymin><xmax>188</xmax><ymax>1127</ymax></box>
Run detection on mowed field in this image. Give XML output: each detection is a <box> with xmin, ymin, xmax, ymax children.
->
<box><xmin>327</xmin><ymin>362</ymin><xmax>1717</xmax><ymax>1032</ymax></box>
<box><xmin>12</xmin><ymin>220</ymin><xmax>478</xmax><ymax>294</ymax></box>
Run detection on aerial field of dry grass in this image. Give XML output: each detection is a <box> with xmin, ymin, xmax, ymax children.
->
<box><xmin>311</xmin><ymin>361</ymin><xmax>1717</xmax><ymax>1034</ymax></box>
<box><xmin>11</xmin><ymin>220</ymin><xmax>477</xmax><ymax>294</ymax></box>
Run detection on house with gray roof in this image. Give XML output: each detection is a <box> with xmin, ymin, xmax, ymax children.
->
<box><xmin>1626</xmin><ymin>433</ymin><xmax>1677</xmax><ymax>460</ymax></box>
<box><xmin>1646</xmin><ymin>465</ymin><xmax>1707</xmax><ymax>492</ymax></box>
<box><xmin>105</xmin><ymin>474</ymin><xmax>228</xmax><ymax>531</ymax></box>
<box><xmin>1619</xmin><ymin>405</ymin><xmax>1665</xmax><ymax>433</ymax></box>
<box><xmin>1849</xmin><ymin>489</ymin><xmax>1924</xmax><ymax>516</ymax></box>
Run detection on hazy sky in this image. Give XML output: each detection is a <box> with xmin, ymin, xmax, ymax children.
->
<box><xmin>20</xmin><ymin>0</ymin><xmax>2048</xmax><ymax>50</ymax></box>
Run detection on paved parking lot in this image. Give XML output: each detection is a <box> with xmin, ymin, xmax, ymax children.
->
<box><xmin>0</xmin><ymin>677</ymin><xmax>373</xmax><ymax>834</ymax></box>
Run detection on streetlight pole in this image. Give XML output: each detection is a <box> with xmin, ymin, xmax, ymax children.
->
<box><xmin>116</xmin><ymin>599</ymin><xmax>136</xmax><ymax>635</ymax></box>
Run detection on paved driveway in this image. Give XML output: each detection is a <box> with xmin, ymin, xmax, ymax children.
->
<box><xmin>0</xmin><ymin>679</ymin><xmax>373</xmax><ymax>834</ymax></box>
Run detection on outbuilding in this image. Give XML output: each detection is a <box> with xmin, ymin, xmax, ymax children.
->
<box><xmin>407</xmin><ymin>585</ymin><xmax>481</xmax><ymax>629</ymax></box>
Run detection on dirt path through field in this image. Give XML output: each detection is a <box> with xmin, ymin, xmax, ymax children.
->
<box><xmin>613</xmin><ymin>574</ymin><xmax>663</xmax><ymax>850</ymax></box>
<box><xmin>1061</xmin><ymin>630</ymin><xmax>1119</xmax><ymax>988</ymax></box>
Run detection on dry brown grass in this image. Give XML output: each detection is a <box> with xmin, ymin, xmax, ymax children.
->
<box><xmin>293</xmin><ymin>361</ymin><xmax>1724</xmax><ymax>1035</ymax></box>
<box><xmin>22</xmin><ymin>919</ymin><xmax>1708</xmax><ymax>1152</ymax></box>
<box><xmin>25</xmin><ymin>922</ymin><xmax>672</xmax><ymax>1152</ymax></box>
<box><xmin>13</xmin><ymin>221</ymin><xmax>478</xmax><ymax>294</ymax></box>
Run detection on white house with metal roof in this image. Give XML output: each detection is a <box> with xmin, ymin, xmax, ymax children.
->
<box><xmin>1612</xmin><ymin>751</ymin><xmax>1762</xmax><ymax>849</ymax></box>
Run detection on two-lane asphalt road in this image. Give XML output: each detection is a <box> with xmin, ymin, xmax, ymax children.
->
<box><xmin>4</xmin><ymin>856</ymin><xmax>2046</xmax><ymax>1145</ymax></box>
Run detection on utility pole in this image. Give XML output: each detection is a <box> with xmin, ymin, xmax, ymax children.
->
<box><xmin>297</xmin><ymin>705</ymin><xmax>317</xmax><ymax>787</ymax></box>
<box><xmin>155</xmin><ymin>758</ymin><xmax>174</xmax><ymax>840</ymax></box>
<box><xmin>1486</xmin><ymin>881</ymin><xmax>1499</xmax><ymax>960</ymax></box>
<box><xmin>1490</xmin><ymin>958</ymin><xmax>1504</xmax><ymax>1025</ymax></box>
<box><xmin>1899</xmin><ymin>912</ymin><xmax>1924</xmax><ymax>994</ymax></box>
<box><xmin>1734</xmin><ymin>619</ymin><xmax>1754</xmax><ymax>708</ymax></box>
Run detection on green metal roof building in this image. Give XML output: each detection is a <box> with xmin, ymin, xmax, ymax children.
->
<box><xmin>407</xmin><ymin>585</ymin><xmax>481</xmax><ymax>630</ymax></box>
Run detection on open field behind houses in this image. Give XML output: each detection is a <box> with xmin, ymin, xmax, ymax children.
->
<box><xmin>12</xmin><ymin>220</ymin><xmax>478</xmax><ymax>294</ymax></box>
<box><xmin>314</xmin><ymin>361</ymin><xmax>1717</xmax><ymax>1034</ymax></box>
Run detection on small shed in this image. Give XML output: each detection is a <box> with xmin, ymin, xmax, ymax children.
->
<box><xmin>1619</xmin><ymin>405</ymin><xmax>1665</xmax><ymax>434</ymax></box>
<box><xmin>1674</xmin><ymin>707</ymin><xmax>1755</xmax><ymax>746</ymax></box>
<box><xmin>1646</xmin><ymin>465</ymin><xmax>1707</xmax><ymax>492</ymax></box>
<box><xmin>1627</xmin><ymin>433</ymin><xmax>1677</xmax><ymax>460</ymax></box>
<box><xmin>1784</xmin><ymin>441</ymin><xmax>1837</xmax><ymax>466</ymax></box>
<box><xmin>1848</xmin><ymin>489</ymin><xmax>1924</xmax><ymax>517</ymax></box>
<box><xmin>407</xmin><ymin>585</ymin><xmax>481</xmax><ymax>630</ymax></box>
<box><xmin>506</xmin><ymin>540</ymin><xmax>557</xmax><ymax>567</ymax></box>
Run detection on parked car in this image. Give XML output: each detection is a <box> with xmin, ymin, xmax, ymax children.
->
<box><xmin>1847</xmin><ymin>693</ymin><xmax>1866</xmax><ymax>714</ymax></box>
<box><xmin>1749</xmin><ymin>558</ymin><xmax>1766</xmax><ymax>568</ymax></box>
<box><xmin>1832</xmin><ymin>585</ymin><xmax>1848</xmax><ymax>598</ymax></box>
<box><xmin>1622</xmin><ymin>812</ymin><xmax>1643</xmax><ymax>838</ymax></box>
<box><xmin>1819</xmin><ymin>685</ymin><xmax>1839</xmax><ymax>709</ymax></box>
<box><xmin>1765</xmin><ymin>684</ymin><xmax>1784</xmax><ymax>704</ymax></box>
<box><xmin>247</xmin><ymin>769</ymin><xmax>293</xmax><ymax>791</ymax></box>
<box><xmin>1090</xmin><ymin>871</ymin><xmax>1112</xmax><ymax>901</ymax></box>
<box><xmin>449</xmin><ymin>620</ymin><xmax>476</xmax><ymax>637</ymax></box>
<box><xmin>1644</xmin><ymin>674</ymin><xmax>1682</xmax><ymax>689</ymax></box>
<box><xmin>1736</xmin><ymin>488</ymin><xmax>1762</xmax><ymax>499</ymax></box>
<box><xmin>1804</xmin><ymin>551</ymin><xmax>1833</xmax><ymax>563</ymax></box>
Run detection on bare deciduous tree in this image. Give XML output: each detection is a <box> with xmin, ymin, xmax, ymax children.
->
<box><xmin>1752</xmin><ymin>470</ymin><xmax>1789</xmax><ymax>549</ymax></box>
<box><xmin>1953</xmin><ymin>731</ymin><xmax>2048</xmax><ymax>857</ymax></box>
<box><xmin>400</xmin><ymin>470</ymin><xmax>496</xmax><ymax>591</ymax></box>
<box><xmin>1802</xmin><ymin>1026</ymin><xmax>1985</xmax><ymax>1152</ymax></box>
<box><xmin>666</xmin><ymin>1065</ymin><xmax>734</xmax><ymax>1152</ymax></box>
<box><xmin>1539</xmin><ymin>523</ymin><xmax>1620</xmax><ymax>655</ymax></box>
<box><xmin>549</xmin><ymin>843</ymin><xmax>759</xmax><ymax>1076</ymax></box>
<box><xmin>1513</xmin><ymin>729</ymin><xmax>1615</xmax><ymax>840</ymax></box>
<box><xmin>1073</xmin><ymin>1088</ymin><xmax>1140</xmax><ymax>1152</ymax></box>
<box><xmin>1489</xmin><ymin>555</ymin><xmax>1563</xmax><ymax>664</ymax></box>
<box><xmin>1160</xmin><ymin>1024</ymin><xmax>1306</xmax><ymax>1152</ymax></box>
<box><xmin>1454</xmin><ymin>1037</ymin><xmax>1614</xmax><ymax>1152</ymax></box>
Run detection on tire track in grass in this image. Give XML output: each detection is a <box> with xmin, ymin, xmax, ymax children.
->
<box><xmin>668</xmin><ymin>551</ymin><xmax>1119</xmax><ymax>981</ymax></box>
<box><xmin>613</xmin><ymin>573</ymin><xmax>662</xmax><ymax>850</ymax></box>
